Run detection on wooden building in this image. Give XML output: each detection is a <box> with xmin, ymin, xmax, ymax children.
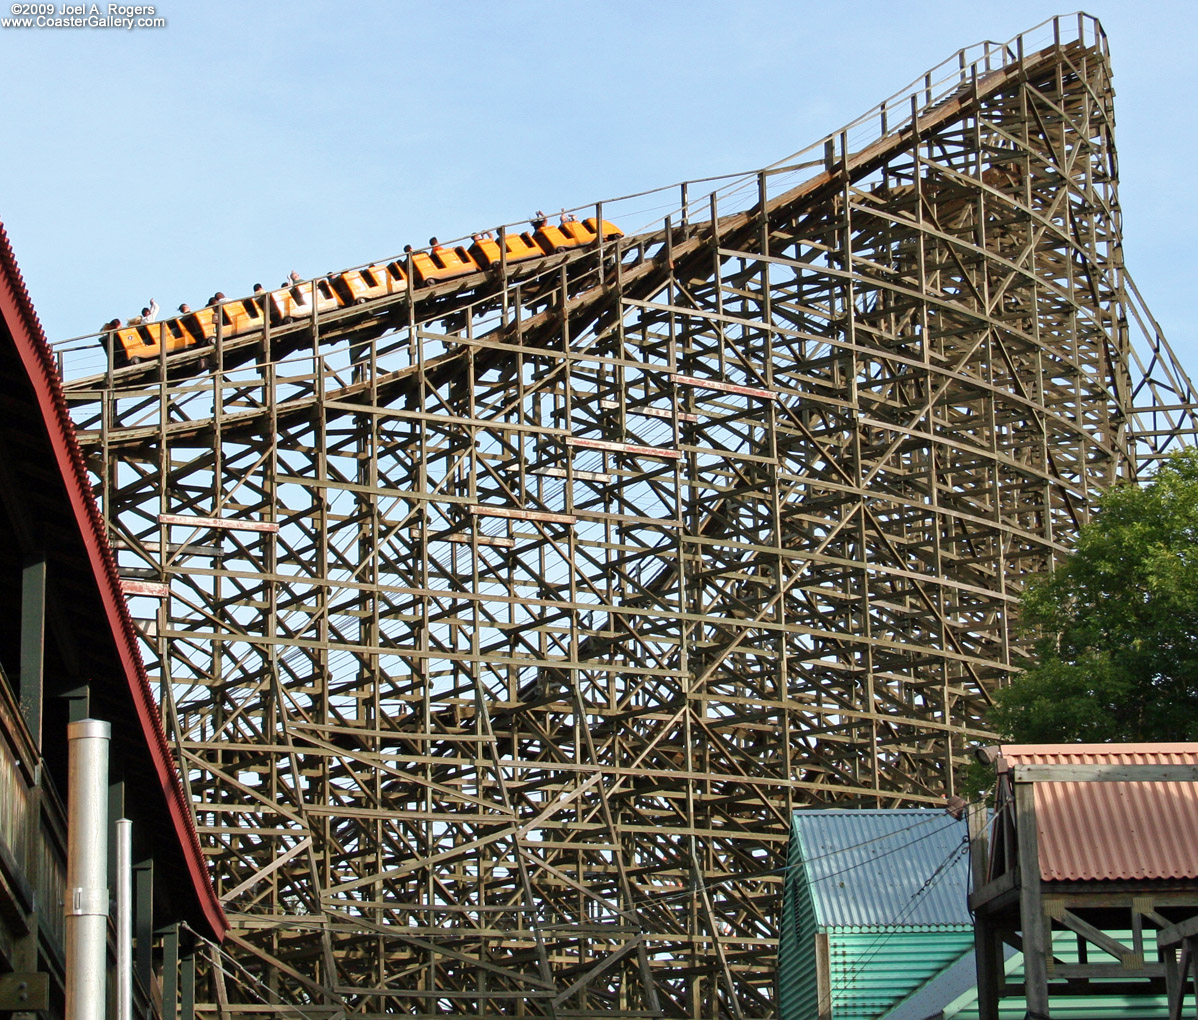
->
<box><xmin>0</xmin><ymin>221</ymin><xmax>225</xmax><ymax>1017</ymax></box>
<box><xmin>969</xmin><ymin>744</ymin><xmax>1198</xmax><ymax>1019</ymax></box>
<box><xmin>778</xmin><ymin>809</ymin><xmax>974</xmax><ymax>1020</ymax></box>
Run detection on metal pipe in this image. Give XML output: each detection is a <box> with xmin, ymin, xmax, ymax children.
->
<box><xmin>116</xmin><ymin>818</ymin><xmax>132</xmax><ymax>1020</ymax></box>
<box><xmin>65</xmin><ymin>719</ymin><xmax>110</xmax><ymax>1020</ymax></box>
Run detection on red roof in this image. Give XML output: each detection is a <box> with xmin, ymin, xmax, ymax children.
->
<box><xmin>999</xmin><ymin>743</ymin><xmax>1198</xmax><ymax>883</ymax></box>
<box><xmin>0</xmin><ymin>220</ymin><xmax>226</xmax><ymax>940</ymax></box>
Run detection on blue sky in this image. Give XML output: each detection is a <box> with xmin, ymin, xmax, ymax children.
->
<box><xmin>1</xmin><ymin>1</ymin><xmax>1195</xmax><ymax>373</ymax></box>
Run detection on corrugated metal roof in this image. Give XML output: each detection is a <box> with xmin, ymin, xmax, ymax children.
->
<box><xmin>999</xmin><ymin>743</ymin><xmax>1198</xmax><ymax>882</ymax></box>
<box><xmin>792</xmin><ymin>809</ymin><xmax>972</xmax><ymax>927</ymax></box>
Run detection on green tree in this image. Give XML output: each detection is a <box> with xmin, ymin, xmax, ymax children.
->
<box><xmin>990</xmin><ymin>448</ymin><xmax>1198</xmax><ymax>743</ymax></box>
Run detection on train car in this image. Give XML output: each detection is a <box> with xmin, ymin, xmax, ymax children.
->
<box><xmin>219</xmin><ymin>296</ymin><xmax>267</xmax><ymax>335</ymax></box>
<box><xmin>277</xmin><ymin>279</ymin><xmax>340</xmax><ymax>322</ymax></box>
<box><xmin>531</xmin><ymin>217</ymin><xmax>623</xmax><ymax>256</ymax></box>
<box><xmin>532</xmin><ymin>223</ymin><xmax>582</xmax><ymax>254</ymax></box>
<box><xmin>111</xmin><ymin>318</ymin><xmax>194</xmax><ymax>364</ymax></box>
<box><xmin>332</xmin><ymin>261</ymin><xmax>407</xmax><ymax>304</ymax></box>
<box><xmin>411</xmin><ymin>246</ymin><xmax>480</xmax><ymax>288</ymax></box>
<box><xmin>107</xmin><ymin>215</ymin><xmax>623</xmax><ymax>365</ymax></box>
<box><xmin>467</xmin><ymin>233</ymin><xmax>544</xmax><ymax>270</ymax></box>
<box><xmin>584</xmin><ymin>217</ymin><xmax>623</xmax><ymax>241</ymax></box>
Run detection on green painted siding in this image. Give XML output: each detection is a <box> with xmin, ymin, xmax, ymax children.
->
<box><xmin>778</xmin><ymin>816</ymin><xmax>820</xmax><ymax>1020</ymax></box>
<box><xmin>781</xmin><ymin>811</ymin><xmax>977</xmax><ymax>1020</ymax></box>
<box><xmin>825</xmin><ymin>928</ymin><xmax>974</xmax><ymax>1020</ymax></box>
<box><xmin>944</xmin><ymin>931</ymin><xmax>1169</xmax><ymax>1019</ymax></box>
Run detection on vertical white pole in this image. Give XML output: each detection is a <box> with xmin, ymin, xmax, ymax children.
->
<box><xmin>116</xmin><ymin>818</ymin><xmax>132</xmax><ymax>1020</ymax></box>
<box><xmin>65</xmin><ymin>719</ymin><xmax>110</xmax><ymax>1020</ymax></box>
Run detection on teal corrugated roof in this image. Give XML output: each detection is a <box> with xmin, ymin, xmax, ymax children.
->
<box><xmin>780</xmin><ymin>810</ymin><xmax>976</xmax><ymax>1020</ymax></box>
<box><xmin>793</xmin><ymin>809</ymin><xmax>971</xmax><ymax>927</ymax></box>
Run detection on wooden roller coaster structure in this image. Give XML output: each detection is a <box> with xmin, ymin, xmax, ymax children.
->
<box><xmin>58</xmin><ymin>13</ymin><xmax>1198</xmax><ymax>1018</ymax></box>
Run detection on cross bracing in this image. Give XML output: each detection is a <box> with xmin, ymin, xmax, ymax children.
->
<box><xmin>59</xmin><ymin>13</ymin><xmax>1197</xmax><ymax>1018</ymax></box>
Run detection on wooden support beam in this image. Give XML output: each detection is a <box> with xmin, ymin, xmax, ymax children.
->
<box><xmin>18</xmin><ymin>559</ymin><xmax>45</xmax><ymax>749</ymax></box>
<box><xmin>1015</xmin><ymin>780</ymin><xmax>1050</xmax><ymax>1016</ymax></box>
<box><xmin>1012</xmin><ymin>763</ymin><xmax>1198</xmax><ymax>783</ymax></box>
<box><xmin>134</xmin><ymin>860</ymin><xmax>153</xmax><ymax>999</ymax></box>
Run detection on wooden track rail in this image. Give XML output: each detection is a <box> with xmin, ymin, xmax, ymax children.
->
<box><xmin>58</xmin><ymin>14</ymin><xmax>1198</xmax><ymax>1018</ymax></box>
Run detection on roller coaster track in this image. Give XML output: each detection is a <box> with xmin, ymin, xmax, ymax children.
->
<box><xmin>58</xmin><ymin>15</ymin><xmax>1198</xmax><ymax>1018</ymax></box>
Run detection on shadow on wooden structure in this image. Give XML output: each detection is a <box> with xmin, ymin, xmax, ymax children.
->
<box><xmin>969</xmin><ymin>745</ymin><xmax>1198</xmax><ymax>1019</ymax></box>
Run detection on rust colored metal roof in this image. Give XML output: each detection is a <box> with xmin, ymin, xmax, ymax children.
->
<box><xmin>0</xmin><ymin>220</ymin><xmax>226</xmax><ymax>940</ymax></box>
<box><xmin>999</xmin><ymin>744</ymin><xmax>1198</xmax><ymax>883</ymax></box>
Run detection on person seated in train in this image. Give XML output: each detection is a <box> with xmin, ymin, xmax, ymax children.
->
<box><xmin>125</xmin><ymin>298</ymin><xmax>159</xmax><ymax>327</ymax></box>
<box><xmin>97</xmin><ymin>317</ymin><xmax>121</xmax><ymax>346</ymax></box>
<box><xmin>428</xmin><ymin>236</ymin><xmax>445</xmax><ymax>253</ymax></box>
<box><xmin>559</xmin><ymin>209</ymin><xmax>576</xmax><ymax>224</ymax></box>
<box><xmin>178</xmin><ymin>303</ymin><xmax>191</xmax><ymax>315</ymax></box>
<box><xmin>531</xmin><ymin>210</ymin><xmax>547</xmax><ymax>229</ymax></box>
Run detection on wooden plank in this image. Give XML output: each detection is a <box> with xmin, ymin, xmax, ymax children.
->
<box><xmin>1015</xmin><ymin>779</ymin><xmax>1050</xmax><ymax>1015</ymax></box>
<box><xmin>120</xmin><ymin>579</ymin><xmax>171</xmax><ymax>598</ymax></box>
<box><xmin>1050</xmin><ymin>962</ymin><xmax>1165</xmax><ymax>979</ymax></box>
<box><xmin>1158</xmin><ymin>913</ymin><xmax>1198</xmax><ymax>949</ymax></box>
<box><xmin>467</xmin><ymin>505</ymin><xmax>577</xmax><ymax>525</ymax></box>
<box><xmin>600</xmin><ymin>398</ymin><xmax>700</xmax><ymax>423</ymax></box>
<box><xmin>0</xmin><ymin>974</ymin><xmax>49</xmax><ymax>1011</ymax></box>
<box><xmin>418</xmin><ymin>531</ymin><xmax>517</xmax><ymax>549</ymax></box>
<box><xmin>1054</xmin><ymin>907</ymin><xmax>1140</xmax><ymax>966</ymax></box>
<box><xmin>219</xmin><ymin>837</ymin><xmax>313</xmax><ymax>904</ymax></box>
<box><xmin>1013</xmin><ymin>763</ymin><xmax>1198</xmax><ymax>783</ymax></box>
<box><xmin>815</xmin><ymin>931</ymin><xmax>832</xmax><ymax>1020</ymax></box>
<box><xmin>967</xmin><ymin>801</ymin><xmax>989</xmax><ymax>893</ymax></box>
<box><xmin>535</xmin><ymin>467</ymin><xmax>615</xmax><ymax>483</ymax></box>
<box><xmin>968</xmin><ymin>870</ymin><xmax>1017</xmax><ymax>911</ymax></box>
<box><xmin>158</xmin><ymin>513</ymin><xmax>279</xmax><ymax>534</ymax></box>
<box><xmin>674</xmin><ymin>374</ymin><xmax>777</xmax><ymax>400</ymax></box>
<box><xmin>565</xmin><ymin>436</ymin><xmax>682</xmax><ymax>460</ymax></box>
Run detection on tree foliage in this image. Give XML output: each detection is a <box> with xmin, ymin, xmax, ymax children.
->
<box><xmin>990</xmin><ymin>448</ymin><xmax>1198</xmax><ymax>743</ymax></box>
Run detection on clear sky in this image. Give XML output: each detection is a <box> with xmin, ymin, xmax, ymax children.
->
<box><xmin>1</xmin><ymin>1</ymin><xmax>1195</xmax><ymax>373</ymax></box>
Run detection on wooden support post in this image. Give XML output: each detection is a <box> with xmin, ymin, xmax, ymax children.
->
<box><xmin>161</xmin><ymin>924</ymin><xmax>179</xmax><ymax>1020</ymax></box>
<box><xmin>63</xmin><ymin>685</ymin><xmax>90</xmax><ymax>723</ymax></box>
<box><xmin>180</xmin><ymin>942</ymin><xmax>196</xmax><ymax>1020</ymax></box>
<box><xmin>107</xmin><ymin>780</ymin><xmax>124</xmax><ymax>900</ymax></box>
<box><xmin>134</xmin><ymin>860</ymin><xmax>154</xmax><ymax>1002</ymax></box>
<box><xmin>1015</xmin><ymin>780</ymin><xmax>1050</xmax><ymax>1017</ymax></box>
<box><xmin>19</xmin><ymin>559</ymin><xmax>45</xmax><ymax>748</ymax></box>
<box><xmin>814</xmin><ymin>931</ymin><xmax>832</xmax><ymax>1020</ymax></box>
<box><xmin>967</xmin><ymin>801</ymin><xmax>989</xmax><ymax>886</ymax></box>
<box><xmin>969</xmin><ymin>801</ymin><xmax>1001</xmax><ymax>1019</ymax></box>
<box><xmin>1161</xmin><ymin>942</ymin><xmax>1180</xmax><ymax>1020</ymax></box>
